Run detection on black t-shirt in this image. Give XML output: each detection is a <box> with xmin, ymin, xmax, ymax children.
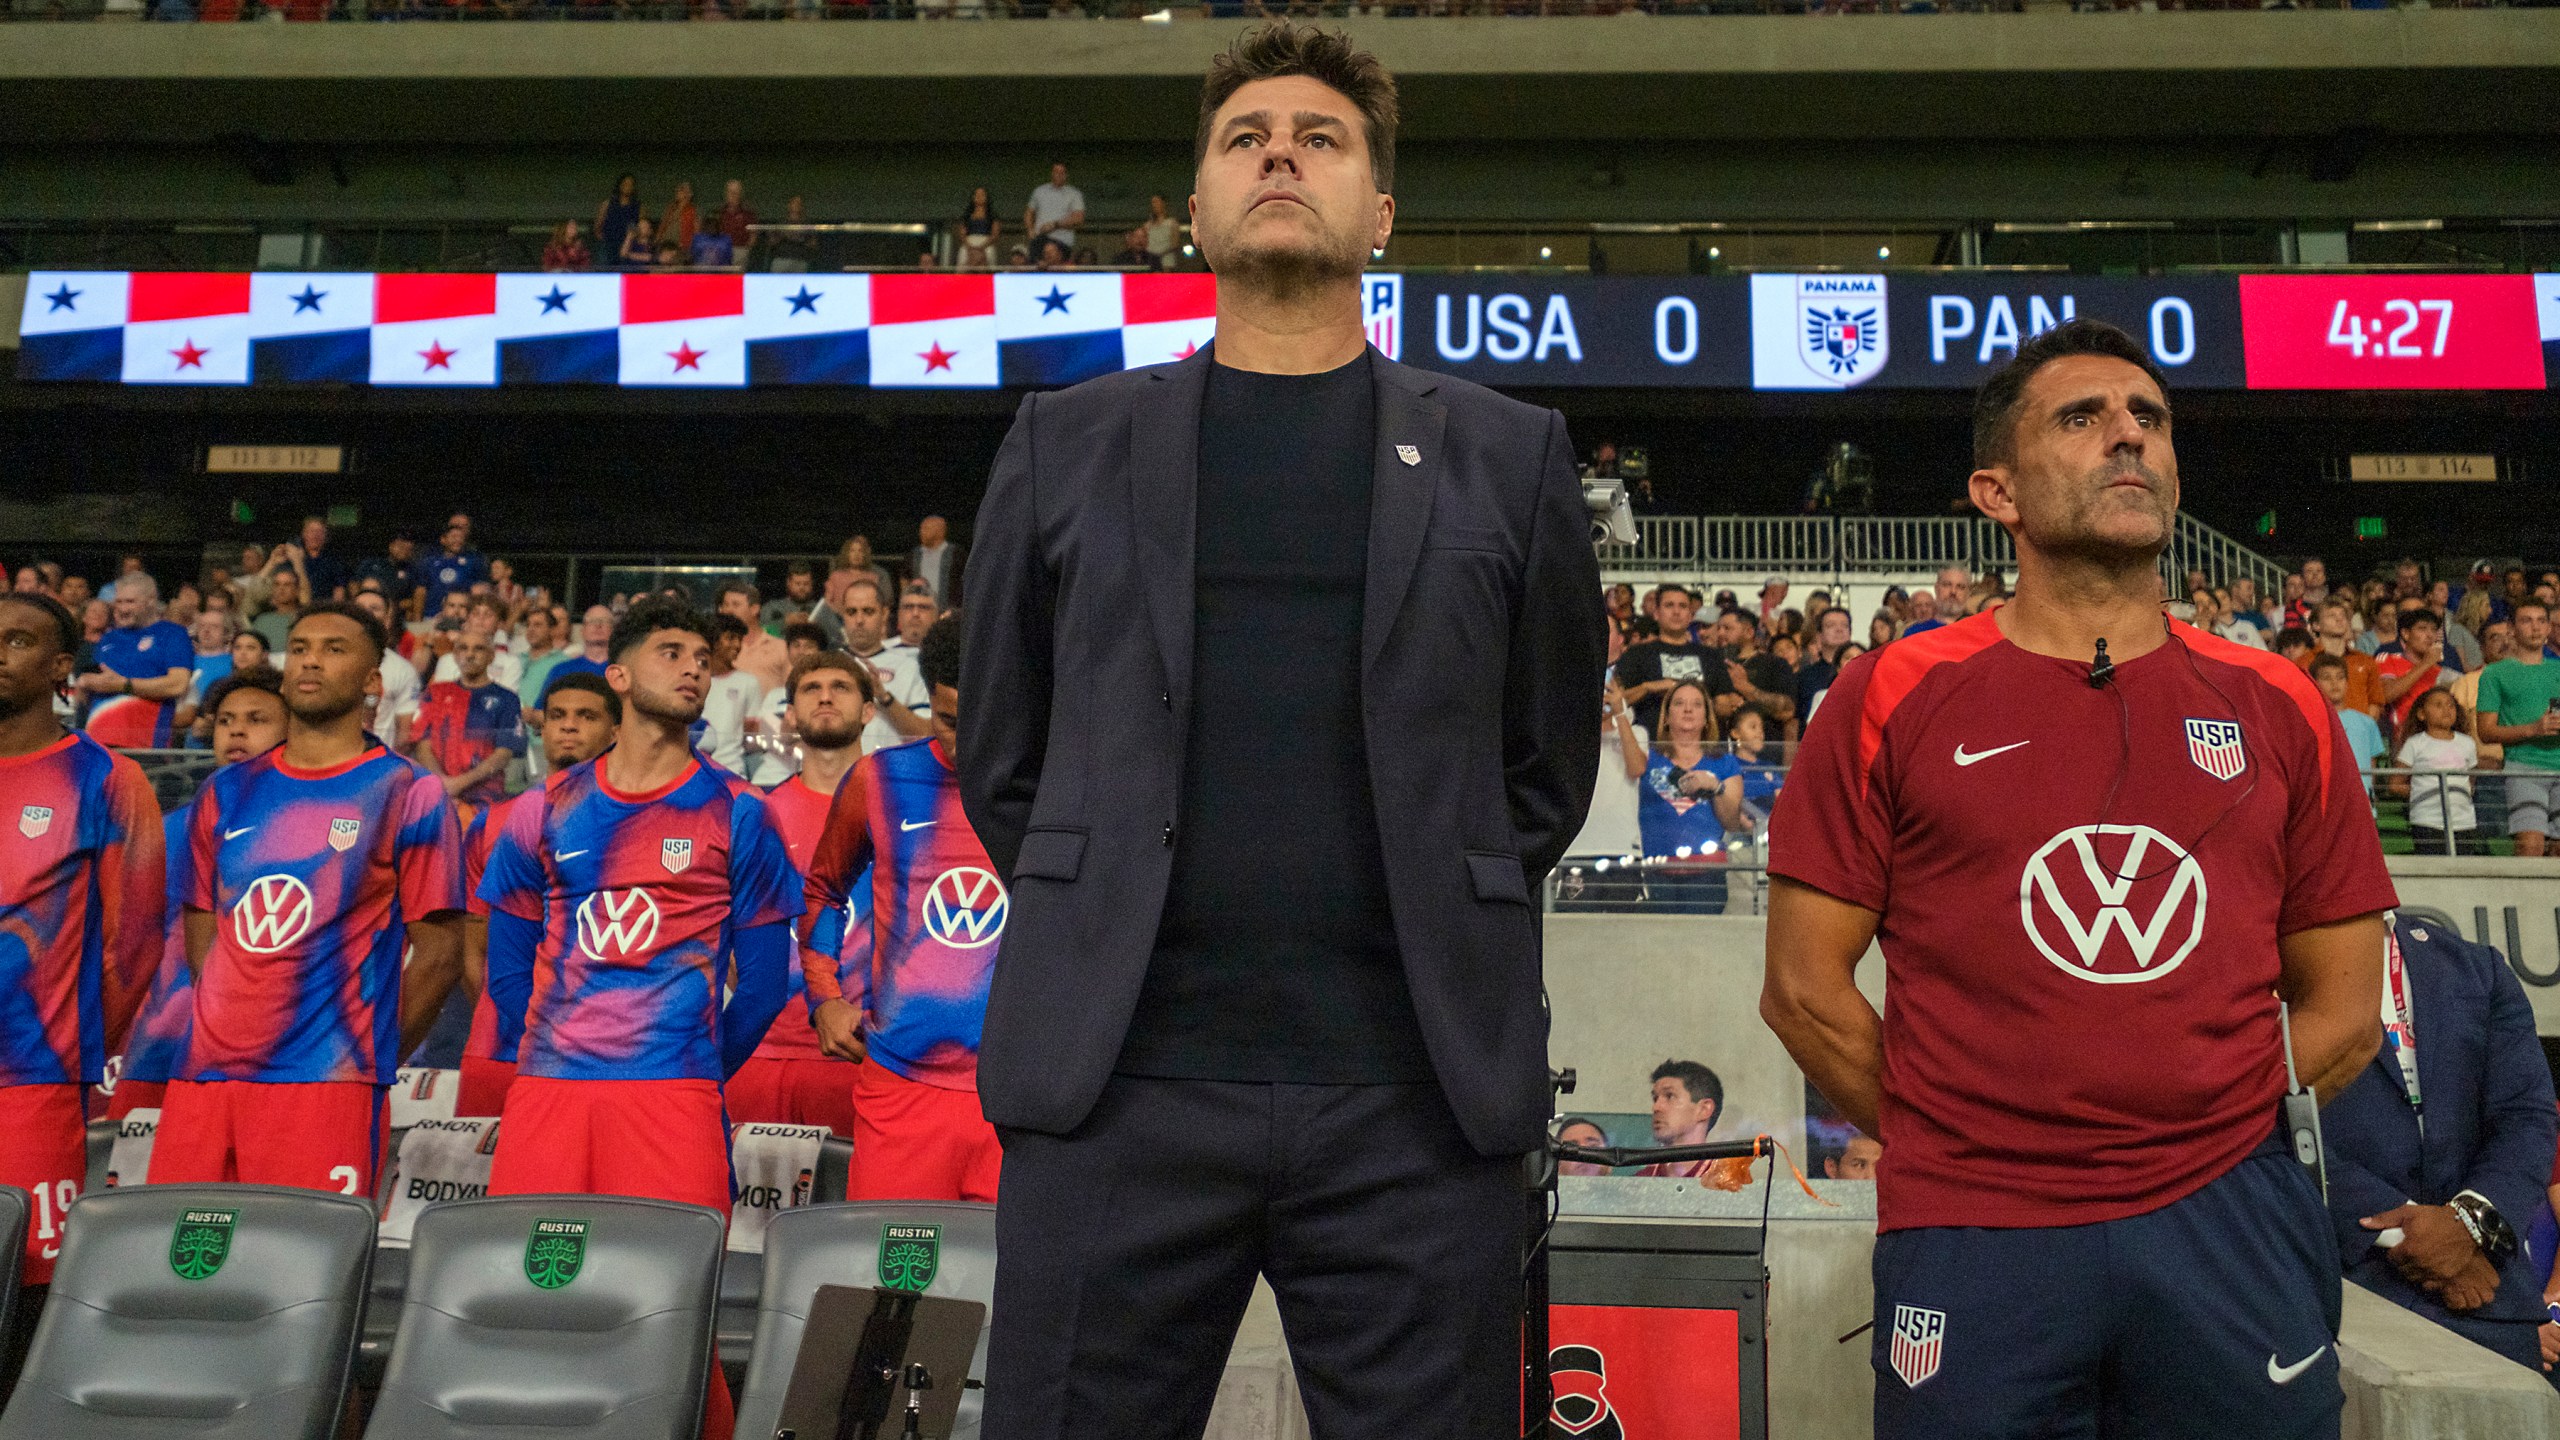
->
<box><xmin>1796</xmin><ymin>656</ymin><xmax>1841</xmax><ymax>718</ymax></box>
<box><xmin>1740</xmin><ymin>651</ymin><xmax>1793</xmax><ymax>706</ymax></box>
<box><xmin>1117</xmin><ymin>353</ymin><xmax>1430</xmax><ymax>1085</ymax></box>
<box><xmin>1613</xmin><ymin>640</ymin><xmax>1731</xmax><ymax>733</ymax></box>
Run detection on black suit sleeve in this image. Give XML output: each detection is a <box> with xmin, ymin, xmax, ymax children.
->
<box><xmin>946</xmin><ymin>541</ymin><xmax>967</xmax><ymax>611</ymax></box>
<box><xmin>957</xmin><ymin>395</ymin><xmax>1050</xmax><ymax>878</ymax></box>
<box><xmin>1503</xmin><ymin>409</ymin><xmax>1607</xmax><ymax>888</ymax></box>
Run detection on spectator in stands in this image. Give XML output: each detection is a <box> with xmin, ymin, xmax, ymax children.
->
<box><xmin>834</xmin><ymin>535</ymin><xmax>896</xmax><ymax>610</ymax></box>
<box><xmin>758</xmin><ymin>194</ymin><xmax>817</xmax><ymax>274</ymax></box>
<box><xmin>1614</xmin><ymin>586</ymin><xmax>1725</xmax><ymax>734</ymax></box>
<box><xmin>2273</xmin><ymin>625</ymin><xmax>2314</xmax><ymax>665</ymax></box>
<box><xmin>782</xmin><ymin>620</ymin><xmax>829</xmax><ymax>674</ymax></box>
<box><xmin>249</xmin><ymin>567</ymin><xmax>303</xmax><ymax>653</ymax></box>
<box><xmin>353</xmin><ymin>532</ymin><xmax>416</xmax><ymax>616</ymax></box>
<box><xmin>1901</xmin><ymin>590</ymin><xmax>1943</xmax><ymax>635</ymax></box>
<box><xmin>1931</xmin><ymin>565</ymin><xmax>1972</xmax><ymax>622</ymax></box>
<box><xmin>897</xmin><ymin>585</ymin><xmax>938</xmax><ymax>649</ymax></box>
<box><xmin>1639</xmin><ymin>682</ymin><xmax>1742</xmax><ymax>914</ymax></box>
<box><xmin>411</xmin><ymin>631</ymin><xmax>525</xmax><ymax>813</ymax></box>
<box><xmin>541</xmin><ymin>221</ymin><xmax>591</xmax><ymax>273</ymax></box>
<box><xmin>1867</xmin><ymin>611</ymin><xmax>1899</xmax><ymax>650</ymax></box>
<box><xmin>837</xmin><ymin>578</ymin><xmax>931</xmax><ymax>752</ymax></box>
<box><xmin>547</xmin><ymin>604</ymin><xmax>616</xmax><ymax>690</ymax></box>
<box><xmin>1568</xmin><ymin>679</ymin><xmax>1648</xmax><ymax>863</ymax></box>
<box><xmin>618</xmin><ymin>215</ymin><xmax>657</xmax><ymax>270</ymax></box>
<box><xmin>1111</xmin><ymin>228</ymin><xmax>1154</xmax><ymax>267</ymax></box>
<box><xmin>955</xmin><ymin>186</ymin><xmax>1002</xmax><ymax>269</ymax></box>
<box><xmin>72</xmin><ymin>572</ymin><xmax>191</xmax><ymax>747</ymax></box>
<box><xmin>1555</xmin><ymin>1118</ymin><xmax>1614</xmax><ymax>1178</ymax></box>
<box><xmin>1024</xmin><ymin>161</ymin><xmax>1085</xmax><ymax>266</ymax></box>
<box><xmin>2301</xmin><ymin>597</ymin><xmax>2381</xmax><ymax>718</ymax></box>
<box><xmin>2376</xmin><ymin>607</ymin><xmax>2456</xmax><ymax>734</ymax></box>
<box><xmin>1796</xmin><ymin>607</ymin><xmax>1856</xmax><ymax>724</ymax></box>
<box><xmin>419</xmin><ymin>513</ymin><xmax>488</xmax><ymax>618</ymax></box>
<box><xmin>432</xmin><ymin>595</ymin><xmax>525</xmax><ymax>690</ymax></box>
<box><xmin>1755</xmin><ymin>575</ymin><xmax>1789</xmax><ymax>629</ymax></box>
<box><xmin>1716</xmin><ymin>611</ymin><xmax>1792</xmax><ymax>729</ymax></box>
<box><xmin>762</xmin><ymin>563</ymin><xmax>818</xmax><ymax>630</ymax></box>
<box><xmin>2393</xmin><ymin>688</ymin><xmax>2478</xmax><ymax>856</ymax></box>
<box><xmin>1726</xmin><ymin>706</ymin><xmax>1784</xmax><ymax>836</ymax></box>
<box><xmin>1825</xmin><ymin>1134</ymin><xmax>1883</xmax><ymax>1181</ymax></box>
<box><xmin>2228</xmin><ymin>576</ymin><xmax>2273</xmax><ymax>634</ymax></box>
<box><xmin>58</xmin><ymin>573</ymin><xmax>92</xmax><ymax>614</ymax></box>
<box><xmin>2356</xmin><ymin>596</ymin><xmax>2395</xmax><ymax>657</ymax></box>
<box><xmin>513</xmin><ymin>602</ymin><xmax>565</xmax><ymax>711</ymax></box>
<box><xmin>657</xmin><ymin>178</ymin><xmax>699</xmax><ymax>256</ymax></box>
<box><xmin>2477</xmin><ymin>600</ymin><xmax>2560</xmax><ymax>858</ymax></box>
<box><xmin>2298</xmin><ymin>556</ymin><xmax>2331</xmax><ymax>614</ymax></box>
<box><xmin>714</xmin><ymin>583</ymin><xmax>788</xmax><ymax>695</ymax></box>
<box><xmin>908</xmin><ymin>514</ymin><xmax>965</xmax><ymax>609</ymax></box>
<box><xmin>690</xmin><ymin>222</ymin><xmax>735</xmax><ymax>270</ymax></box>
<box><xmin>486</xmin><ymin>557</ymin><xmax>525</xmax><ymax>618</ymax></box>
<box><xmin>809</xmin><ymin>569</ymin><xmax>855</xmax><ymax>648</ymax></box>
<box><xmin>594</xmin><ymin>173</ymin><xmax>641</xmax><ymax>266</ymax></box>
<box><xmin>180</xmin><ymin>607</ymin><xmax>239</xmax><ymax>724</ymax></box>
<box><xmin>2314</xmin><ymin>654</ymin><xmax>2386</xmax><ymax>800</ymax></box>
<box><xmin>291</xmin><ymin>516</ymin><xmax>349</xmax><ymax>602</ymax></box>
<box><xmin>2189</xmin><ymin>587</ymin><xmax>2261</xmax><ymax>649</ymax></box>
<box><xmin>714</xmin><ymin>179</ymin><xmax>756</xmax><ymax>266</ymax></box>
<box><xmin>1143</xmin><ymin>193</ymin><xmax>1182</xmax><ymax>268</ymax></box>
<box><xmin>697</xmin><ymin>613</ymin><xmax>765</xmax><ymax>774</ymax></box>
<box><xmin>1638</xmin><ymin>1060</ymin><xmax>1749</xmax><ymax>1188</ymax></box>
<box><xmin>2325</xmin><ymin>916</ymin><xmax>2556</xmax><ymax>1376</ymax></box>
<box><xmin>2450</xmin><ymin>620</ymin><xmax>2511</xmax><ymax>777</ymax></box>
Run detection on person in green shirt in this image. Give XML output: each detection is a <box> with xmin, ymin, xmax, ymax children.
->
<box><xmin>512</xmin><ymin>603</ymin><xmax>569</xmax><ymax>785</ymax></box>
<box><xmin>2474</xmin><ymin>599</ymin><xmax>2560</xmax><ymax>857</ymax></box>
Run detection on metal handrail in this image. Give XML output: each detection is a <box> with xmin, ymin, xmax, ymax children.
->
<box><xmin>1598</xmin><ymin>512</ymin><xmax>2277</xmax><ymax>595</ymax></box>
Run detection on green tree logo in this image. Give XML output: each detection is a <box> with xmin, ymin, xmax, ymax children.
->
<box><xmin>877</xmin><ymin>1223</ymin><xmax>941</xmax><ymax>1293</ymax></box>
<box><xmin>524</xmin><ymin>1218</ymin><xmax>589</xmax><ymax>1290</ymax></box>
<box><xmin>169</xmin><ymin>1209</ymin><xmax>237</xmax><ymax>1281</ymax></box>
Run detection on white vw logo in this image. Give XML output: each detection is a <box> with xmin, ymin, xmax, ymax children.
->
<box><xmin>922</xmin><ymin>867</ymin><xmax>1008</xmax><ymax>950</ymax></box>
<box><xmin>2018</xmin><ymin>825</ymin><xmax>2208</xmax><ymax>985</ymax></box>
<box><xmin>232</xmin><ymin>873</ymin><xmax>317</xmax><ymax>954</ymax></box>
<box><xmin>575</xmin><ymin>888</ymin><xmax>662</xmax><ymax>961</ymax></box>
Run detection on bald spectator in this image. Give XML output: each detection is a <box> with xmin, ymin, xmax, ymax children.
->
<box><xmin>77</xmin><ymin>572</ymin><xmax>192</xmax><ymax>747</ymax></box>
<box><xmin>908</xmin><ymin>514</ymin><xmax>966</xmax><ymax>610</ymax></box>
<box><xmin>1900</xmin><ymin>589</ymin><xmax>1944</xmax><ymax>636</ymax></box>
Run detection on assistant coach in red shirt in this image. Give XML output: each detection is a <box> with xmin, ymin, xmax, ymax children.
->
<box><xmin>1763</xmin><ymin>318</ymin><xmax>2394</xmax><ymax>1439</ymax></box>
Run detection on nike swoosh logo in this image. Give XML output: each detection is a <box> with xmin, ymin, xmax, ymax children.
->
<box><xmin>2267</xmin><ymin>1347</ymin><xmax>2326</xmax><ymax>1385</ymax></box>
<box><xmin>222</xmin><ymin>827</ymin><xmax>255</xmax><ymax>840</ymax></box>
<box><xmin>1952</xmin><ymin>741</ymin><xmax>2030</xmax><ymax>767</ymax></box>
<box><xmin>555</xmin><ymin>850</ymin><xmax>589</xmax><ymax>861</ymax></box>
<box><xmin>900</xmin><ymin>820</ymin><xmax>938</xmax><ymax>833</ymax></box>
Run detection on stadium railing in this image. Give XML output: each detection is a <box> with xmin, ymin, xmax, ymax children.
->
<box><xmin>3</xmin><ymin>1</ymin><xmax>2469</xmax><ymax>23</ymax></box>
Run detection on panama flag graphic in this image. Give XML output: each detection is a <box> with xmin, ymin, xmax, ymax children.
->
<box><xmin>370</xmin><ymin>273</ymin><xmax>498</xmax><ymax>386</ymax></box>
<box><xmin>496</xmin><ymin>272</ymin><xmax>623</xmax><ymax>384</ymax></box>
<box><xmin>870</xmin><ymin>274</ymin><xmax>999</xmax><ymax>388</ymax></box>
<box><xmin>1120</xmin><ymin>273</ymin><xmax>1220</xmax><ymax>369</ymax></box>
<box><xmin>744</xmin><ymin>272</ymin><xmax>871</xmax><ymax>385</ymax></box>
<box><xmin>996</xmin><ymin>272</ymin><xmax>1125</xmax><ymax>386</ymax></box>
<box><xmin>124</xmin><ymin>273</ymin><xmax>252</xmax><ymax>385</ymax></box>
<box><xmin>250</xmin><ymin>273</ymin><xmax>376</xmax><ymax>384</ymax></box>
<box><xmin>620</xmin><ymin>274</ymin><xmax>746</xmax><ymax>387</ymax></box>
<box><xmin>18</xmin><ymin>271</ymin><xmax>127</xmax><ymax>382</ymax></box>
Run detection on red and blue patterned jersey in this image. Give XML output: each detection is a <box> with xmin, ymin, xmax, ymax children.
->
<box><xmin>801</xmin><ymin>738</ymin><xmax>1003</xmax><ymax>1090</ymax></box>
<box><xmin>754</xmin><ymin>774</ymin><xmax>871</xmax><ymax>1062</ymax></box>
<box><xmin>477</xmin><ymin>754</ymin><xmax>803</xmax><ymax>1082</ymax></box>
<box><xmin>0</xmin><ymin>733</ymin><xmax>164</xmax><ymax>1086</ymax></box>
<box><xmin>184</xmin><ymin>746</ymin><xmax>465</xmax><ymax>1084</ymax></box>
<box><xmin>412</xmin><ymin>680</ymin><xmax>527</xmax><ymax>810</ymax></box>
<box><xmin>459</xmin><ymin>794</ymin><xmax>536</xmax><ymax>1065</ymax></box>
<box><xmin>120</xmin><ymin>803</ymin><xmax>198</xmax><ymax>1087</ymax></box>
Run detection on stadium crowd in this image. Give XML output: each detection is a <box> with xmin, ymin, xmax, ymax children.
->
<box><xmin>6</xmin><ymin>0</ymin><xmax>2501</xmax><ymax>22</ymax></box>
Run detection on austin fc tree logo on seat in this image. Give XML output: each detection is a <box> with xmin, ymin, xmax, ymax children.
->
<box><xmin>576</xmin><ymin>888</ymin><xmax>661</xmax><ymax>961</ymax></box>
<box><xmin>524</xmin><ymin>1218</ymin><xmax>588</xmax><ymax>1290</ymax></box>
<box><xmin>2183</xmin><ymin>718</ymin><xmax>2248</xmax><ymax>782</ymax></box>
<box><xmin>2019</xmin><ymin>825</ymin><xmax>2208</xmax><ymax>985</ymax></box>
<box><xmin>879</xmin><ymin>1223</ymin><xmax>942</xmax><ymax>1293</ymax></box>
<box><xmin>1890</xmin><ymin>1305</ymin><xmax>1946</xmax><ymax>1390</ymax></box>
<box><xmin>1546</xmin><ymin>1344</ymin><xmax>1621</xmax><ymax>1438</ymax></box>
<box><xmin>923</xmin><ymin>868</ymin><xmax>1009</xmax><ymax>949</ymax></box>
<box><xmin>233</xmin><ymin>873</ymin><xmax>317</xmax><ymax>953</ymax></box>
<box><xmin>169</xmin><ymin>1208</ymin><xmax>237</xmax><ymax>1282</ymax></box>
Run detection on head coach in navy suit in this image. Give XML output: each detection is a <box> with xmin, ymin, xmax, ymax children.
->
<box><xmin>957</xmin><ymin>22</ymin><xmax>1605</xmax><ymax>1440</ymax></box>
<box><xmin>2324</xmin><ymin>913</ymin><xmax>2558</xmax><ymax>1377</ymax></box>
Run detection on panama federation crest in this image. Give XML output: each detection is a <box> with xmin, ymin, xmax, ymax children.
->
<box><xmin>18</xmin><ymin>805</ymin><xmax>52</xmax><ymax>839</ymax></box>
<box><xmin>1795</xmin><ymin>274</ymin><xmax>1889</xmax><ymax>386</ymax></box>
<box><xmin>170</xmin><ymin>1207</ymin><xmax>237</xmax><ymax>1281</ymax></box>
<box><xmin>2184</xmin><ymin>718</ymin><xmax>2247</xmax><ymax>782</ymax></box>
<box><xmin>878</xmin><ymin>1222</ymin><xmax>942</xmax><ymax>1293</ymax></box>
<box><xmin>524</xmin><ymin>1217</ymin><xmax>589</xmax><ymax>1290</ymax></box>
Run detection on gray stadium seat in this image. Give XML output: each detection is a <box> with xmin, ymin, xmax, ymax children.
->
<box><xmin>0</xmin><ymin>1184</ymin><xmax>376</xmax><ymax>1440</ymax></box>
<box><xmin>0</xmin><ymin>1184</ymin><xmax>23</xmax><ymax>1330</ymax></box>
<box><xmin>363</xmin><ymin>1195</ymin><xmax>723</xmax><ymax>1440</ymax></box>
<box><xmin>716</xmin><ymin>1135</ymin><xmax>855</xmax><ymax>1372</ymax></box>
<box><xmin>733</xmin><ymin>1201</ymin><xmax>998</xmax><ymax>1440</ymax></box>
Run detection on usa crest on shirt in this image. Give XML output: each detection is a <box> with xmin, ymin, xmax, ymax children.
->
<box><xmin>329</xmin><ymin>817</ymin><xmax>363</xmax><ymax>852</ymax></box>
<box><xmin>662</xmin><ymin>837</ymin><xmax>694</xmax><ymax>874</ymax></box>
<box><xmin>18</xmin><ymin>805</ymin><xmax>53</xmax><ymax>839</ymax></box>
<box><xmin>2184</xmin><ymin>718</ymin><xmax>2247</xmax><ymax>783</ymax></box>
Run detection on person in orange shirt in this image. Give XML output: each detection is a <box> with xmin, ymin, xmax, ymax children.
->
<box><xmin>2298</xmin><ymin>596</ymin><xmax>2382</xmax><ymax>719</ymax></box>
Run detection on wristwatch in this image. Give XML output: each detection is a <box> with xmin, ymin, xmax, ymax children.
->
<box><xmin>2448</xmin><ymin>1190</ymin><xmax>2519</xmax><ymax>1269</ymax></box>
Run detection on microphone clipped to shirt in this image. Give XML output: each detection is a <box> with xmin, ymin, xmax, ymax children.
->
<box><xmin>2087</xmin><ymin>638</ymin><xmax>2114</xmax><ymax>689</ymax></box>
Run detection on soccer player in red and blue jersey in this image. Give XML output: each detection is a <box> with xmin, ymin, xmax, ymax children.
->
<box><xmin>453</xmin><ymin>671</ymin><xmax>619</xmax><ymax>1120</ymax></box>
<box><xmin>158</xmin><ymin>603</ymin><xmax>465</xmax><ymax>1196</ymax></box>
<box><xmin>803</xmin><ymin>617</ymin><xmax>1004</xmax><ymax>1202</ymax></box>
<box><xmin>112</xmin><ymin>666</ymin><xmax>288</xmax><ymax>1122</ymax></box>
<box><xmin>727</xmin><ymin>651</ymin><xmax>873</xmax><ymax>1136</ymax></box>
<box><xmin>1763</xmin><ymin>321</ymin><xmax>2395</xmax><ymax>1439</ymax></box>
<box><xmin>0</xmin><ymin>591</ymin><xmax>163</xmax><ymax>1289</ymax></box>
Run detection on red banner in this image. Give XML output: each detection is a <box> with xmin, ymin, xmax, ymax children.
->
<box><xmin>2238</xmin><ymin>273</ymin><xmax>2546</xmax><ymax>390</ymax></box>
<box><xmin>1546</xmin><ymin>1304</ymin><xmax>1742</xmax><ymax>1439</ymax></box>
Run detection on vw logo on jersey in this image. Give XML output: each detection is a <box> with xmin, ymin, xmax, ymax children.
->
<box><xmin>661</xmin><ymin>838</ymin><xmax>694</xmax><ymax>874</ymax></box>
<box><xmin>328</xmin><ymin>817</ymin><xmax>362</xmax><ymax>853</ymax></box>
<box><xmin>18</xmin><ymin>805</ymin><xmax>53</xmax><ymax>839</ymax></box>
<box><xmin>922</xmin><ymin>867</ymin><xmax>1009</xmax><ymax>950</ymax></box>
<box><xmin>575</xmin><ymin>888</ymin><xmax>662</xmax><ymax>962</ymax></box>
<box><xmin>232</xmin><ymin>873</ymin><xmax>318</xmax><ymax>954</ymax></box>
<box><xmin>2018</xmin><ymin>825</ymin><xmax>2208</xmax><ymax>985</ymax></box>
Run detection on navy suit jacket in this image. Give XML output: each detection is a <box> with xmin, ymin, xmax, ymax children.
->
<box><xmin>2324</xmin><ymin>916</ymin><xmax>2558</xmax><ymax>1327</ymax></box>
<box><xmin>958</xmin><ymin>345</ymin><xmax>1606</xmax><ymax>1156</ymax></box>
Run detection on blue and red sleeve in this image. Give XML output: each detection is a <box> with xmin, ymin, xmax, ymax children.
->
<box><xmin>394</xmin><ymin>769</ymin><xmax>466</xmax><ymax>920</ymax></box>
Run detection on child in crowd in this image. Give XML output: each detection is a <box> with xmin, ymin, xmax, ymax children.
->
<box><xmin>2393</xmin><ymin>686</ymin><xmax>2479</xmax><ymax>856</ymax></box>
<box><xmin>2313</xmin><ymin>653</ymin><xmax>2385</xmax><ymax>801</ymax></box>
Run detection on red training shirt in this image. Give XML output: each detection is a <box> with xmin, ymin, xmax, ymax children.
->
<box><xmin>1768</xmin><ymin>613</ymin><xmax>2395</xmax><ymax>1232</ymax></box>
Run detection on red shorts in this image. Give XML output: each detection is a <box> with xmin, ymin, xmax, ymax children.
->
<box><xmin>108</xmin><ymin>1079</ymin><xmax>166</xmax><ymax>1120</ymax></box>
<box><xmin>486</xmin><ymin>1075</ymin><xmax>732</xmax><ymax>1212</ymax></box>
<box><xmin>150</xmin><ymin>1080</ymin><xmax>386</xmax><ymax>1197</ymax></box>
<box><xmin>725</xmin><ymin>1056</ymin><xmax>859</xmax><ymax>1137</ymax></box>
<box><xmin>848</xmin><ymin>1064</ymin><xmax>1000</xmax><ymax>1204</ymax></box>
<box><xmin>454</xmin><ymin>1056</ymin><xmax>519</xmax><ymax>1119</ymax></box>
<box><xmin>0</xmin><ymin>1083</ymin><xmax>88</xmax><ymax>1285</ymax></box>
